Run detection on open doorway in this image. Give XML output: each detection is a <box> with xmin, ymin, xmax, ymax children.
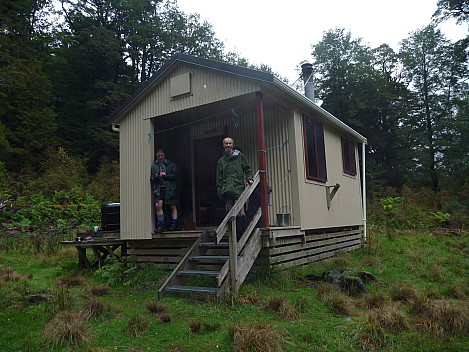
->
<box><xmin>194</xmin><ymin>136</ymin><xmax>226</xmax><ymax>226</ymax></box>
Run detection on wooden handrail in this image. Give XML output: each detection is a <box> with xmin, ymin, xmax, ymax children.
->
<box><xmin>215</xmin><ymin>171</ymin><xmax>260</xmax><ymax>243</ymax></box>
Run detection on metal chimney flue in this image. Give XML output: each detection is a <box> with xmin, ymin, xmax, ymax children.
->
<box><xmin>301</xmin><ymin>62</ymin><xmax>314</xmax><ymax>102</ymax></box>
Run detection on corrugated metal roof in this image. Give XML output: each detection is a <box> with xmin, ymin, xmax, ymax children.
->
<box><xmin>111</xmin><ymin>53</ymin><xmax>367</xmax><ymax>144</ymax></box>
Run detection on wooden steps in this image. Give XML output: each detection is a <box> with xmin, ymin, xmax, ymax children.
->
<box><xmin>165</xmin><ymin>285</ymin><xmax>219</xmax><ymax>294</ymax></box>
<box><xmin>158</xmin><ymin>232</ymin><xmax>230</xmax><ymax>298</ymax></box>
<box><xmin>178</xmin><ymin>270</ymin><xmax>219</xmax><ymax>276</ymax></box>
<box><xmin>189</xmin><ymin>255</ymin><xmax>229</xmax><ymax>261</ymax></box>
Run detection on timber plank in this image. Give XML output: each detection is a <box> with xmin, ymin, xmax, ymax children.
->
<box><xmin>273</xmin><ymin>244</ymin><xmax>362</xmax><ymax>269</ymax></box>
<box><xmin>262</xmin><ymin>229</ymin><xmax>362</xmax><ymax>248</ymax></box>
<box><xmin>267</xmin><ymin>234</ymin><xmax>362</xmax><ymax>255</ymax></box>
<box><xmin>165</xmin><ymin>285</ymin><xmax>219</xmax><ymax>294</ymax></box>
<box><xmin>268</xmin><ymin>239</ymin><xmax>362</xmax><ymax>264</ymax></box>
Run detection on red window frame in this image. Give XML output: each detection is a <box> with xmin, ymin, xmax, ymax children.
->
<box><xmin>303</xmin><ymin>115</ymin><xmax>327</xmax><ymax>182</ymax></box>
<box><xmin>341</xmin><ymin>137</ymin><xmax>357</xmax><ymax>176</ymax></box>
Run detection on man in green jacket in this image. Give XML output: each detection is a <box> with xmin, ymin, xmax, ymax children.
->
<box><xmin>150</xmin><ymin>149</ymin><xmax>178</xmax><ymax>232</ymax></box>
<box><xmin>216</xmin><ymin>137</ymin><xmax>253</xmax><ymax>238</ymax></box>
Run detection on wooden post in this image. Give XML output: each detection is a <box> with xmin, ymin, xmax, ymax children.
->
<box><xmin>256</xmin><ymin>91</ymin><xmax>269</xmax><ymax>228</ymax></box>
<box><xmin>229</xmin><ymin>218</ymin><xmax>238</xmax><ymax>295</ymax></box>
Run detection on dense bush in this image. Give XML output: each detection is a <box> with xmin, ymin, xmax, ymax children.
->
<box><xmin>0</xmin><ymin>147</ymin><xmax>119</xmax><ymax>253</ymax></box>
<box><xmin>368</xmin><ymin>187</ymin><xmax>469</xmax><ymax>231</ymax></box>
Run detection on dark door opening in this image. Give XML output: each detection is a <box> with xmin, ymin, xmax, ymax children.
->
<box><xmin>194</xmin><ymin>136</ymin><xmax>226</xmax><ymax>226</ymax></box>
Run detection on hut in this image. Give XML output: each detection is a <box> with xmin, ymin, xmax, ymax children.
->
<box><xmin>109</xmin><ymin>53</ymin><xmax>367</xmax><ymax>296</ymax></box>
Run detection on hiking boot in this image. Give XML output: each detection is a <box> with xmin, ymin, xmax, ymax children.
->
<box><xmin>156</xmin><ymin>221</ymin><xmax>165</xmax><ymax>233</ymax></box>
<box><xmin>169</xmin><ymin>220</ymin><xmax>178</xmax><ymax>231</ymax></box>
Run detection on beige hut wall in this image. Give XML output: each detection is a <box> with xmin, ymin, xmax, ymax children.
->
<box><xmin>290</xmin><ymin>110</ymin><xmax>363</xmax><ymax>230</ymax></box>
<box><xmin>118</xmin><ymin>108</ymin><xmax>154</xmax><ymax>240</ymax></box>
<box><xmin>116</xmin><ymin>64</ymin><xmax>263</xmax><ymax>239</ymax></box>
<box><xmin>140</xmin><ymin>64</ymin><xmax>262</xmax><ymax>116</ymax></box>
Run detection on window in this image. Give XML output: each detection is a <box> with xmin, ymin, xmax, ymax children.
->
<box><xmin>341</xmin><ymin>137</ymin><xmax>357</xmax><ymax>176</ymax></box>
<box><xmin>303</xmin><ymin>115</ymin><xmax>327</xmax><ymax>182</ymax></box>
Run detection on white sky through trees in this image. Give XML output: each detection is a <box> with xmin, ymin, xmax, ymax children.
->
<box><xmin>177</xmin><ymin>0</ymin><xmax>468</xmax><ymax>83</ymax></box>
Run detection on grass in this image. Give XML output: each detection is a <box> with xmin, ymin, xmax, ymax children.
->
<box><xmin>1</xmin><ymin>229</ymin><xmax>469</xmax><ymax>351</ymax></box>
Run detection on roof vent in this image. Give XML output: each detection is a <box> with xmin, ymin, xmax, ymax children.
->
<box><xmin>300</xmin><ymin>62</ymin><xmax>314</xmax><ymax>101</ymax></box>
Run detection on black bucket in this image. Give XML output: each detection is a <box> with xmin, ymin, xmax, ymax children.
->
<box><xmin>101</xmin><ymin>202</ymin><xmax>120</xmax><ymax>231</ymax></box>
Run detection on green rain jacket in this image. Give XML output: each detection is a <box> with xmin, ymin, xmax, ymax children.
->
<box><xmin>216</xmin><ymin>150</ymin><xmax>253</xmax><ymax>199</ymax></box>
<box><xmin>150</xmin><ymin>159</ymin><xmax>178</xmax><ymax>204</ymax></box>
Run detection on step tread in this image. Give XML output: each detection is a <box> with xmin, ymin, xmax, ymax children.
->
<box><xmin>178</xmin><ymin>270</ymin><xmax>219</xmax><ymax>276</ymax></box>
<box><xmin>189</xmin><ymin>255</ymin><xmax>229</xmax><ymax>261</ymax></box>
<box><xmin>165</xmin><ymin>285</ymin><xmax>219</xmax><ymax>294</ymax></box>
<box><xmin>199</xmin><ymin>242</ymin><xmax>229</xmax><ymax>248</ymax></box>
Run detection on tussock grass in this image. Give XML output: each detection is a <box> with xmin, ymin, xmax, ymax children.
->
<box><xmin>189</xmin><ymin>320</ymin><xmax>202</xmax><ymax>334</ymax></box>
<box><xmin>188</xmin><ymin>320</ymin><xmax>221</xmax><ymax>334</ymax></box>
<box><xmin>159</xmin><ymin>313</ymin><xmax>171</xmax><ymax>323</ymax></box>
<box><xmin>49</xmin><ymin>285</ymin><xmax>75</xmax><ymax>313</ymax></box>
<box><xmin>359</xmin><ymin>292</ymin><xmax>391</xmax><ymax>310</ymax></box>
<box><xmin>316</xmin><ymin>282</ymin><xmax>356</xmax><ymax>316</ymax></box>
<box><xmin>43</xmin><ymin>309</ymin><xmax>90</xmax><ymax>348</ymax></box>
<box><xmin>262</xmin><ymin>296</ymin><xmax>298</xmax><ymax>320</ymax></box>
<box><xmin>144</xmin><ymin>300</ymin><xmax>165</xmax><ymax>314</ymax></box>
<box><xmin>89</xmin><ymin>284</ymin><xmax>111</xmax><ymax>296</ymax></box>
<box><xmin>80</xmin><ymin>298</ymin><xmax>105</xmax><ymax>318</ymax></box>
<box><xmin>228</xmin><ymin>323</ymin><xmax>284</xmax><ymax>352</ymax></box>
<box><xmin>413</xmin><ymin>300</ymin><xmax>469</xmax><ymax>337</ymax></box>
<box><xmin>367</xmin><ymin>303</ymin><xmax>410</xmax><ymax>333</ymax></box>
<box><xmin>356</xmin><ymin>322</ymin><xmax>386</xmax><ymax>350</ymax></box>
<box><xmin>0</xmin><ymin>267</ymin><xmax>27</xmax><ymax>282</ymax></box>
<box><xmin>56</xmin><ymin>276</ymin><xmax>86</xmax><ymax>287</ymax></box>
<box><xmin>125</xmin><ymin>315</ymin><xmax>148</xmax><ymax>337</ymax></box>
<box><xmin>390</xmin><ymin>283</ymin><xmax>421</xmax><ymax>304</ymax></box>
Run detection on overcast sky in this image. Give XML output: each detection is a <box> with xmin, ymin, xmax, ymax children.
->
<box><xmin>177</xmin><ymin>0</ymin><xmax>468</xmax><ymax>83</ymax></box>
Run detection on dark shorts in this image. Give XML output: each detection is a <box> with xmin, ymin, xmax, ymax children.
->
<box><xmin>222</xmin><ymin>192</ymin><xmax>237</xmax><ymax>202</ymax></box>
<box><xmin>154</xmin><ymin>187</ymin><xmax>177</xmax><ymax>205</ymax></box>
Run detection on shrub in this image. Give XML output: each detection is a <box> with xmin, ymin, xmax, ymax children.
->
<box><xmin>87</xmin><ymin>158</ymin><xmax>120</xmax><ymax>202</ymax></box>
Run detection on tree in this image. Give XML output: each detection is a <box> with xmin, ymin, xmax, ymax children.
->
<box><xmin>49</xmin><ymin>0</ymin><xmax>228</xmax><ymax>171</ymax></box>
<box><xmin>0</xmin><ymin>0</ymin><xmax>58</xmax><ymax>171</ymax></box>
<box><xmin>311</xmin><ymin>29</ymin><xmax>411</xmax><ymax>190</ymax></box>
<box><xmin>433</xmin><ymin>0</ymin><xmax>469</xmax><ymax>24</ymax></box>
<box><xmin>399</xmin><ymin>25</ymin><xmax>468</xmax><ymax>192</ymax></box>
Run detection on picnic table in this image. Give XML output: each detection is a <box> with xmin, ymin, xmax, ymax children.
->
<box><xmin>61</xmin><ymin>237</ymin><xmax>127</xmax><ymax>269</ymax></box>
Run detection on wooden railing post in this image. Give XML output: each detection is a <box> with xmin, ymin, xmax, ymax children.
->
<box><xmin>229</xmin><ymin>218</ymin><xmax>238</xmax><ymax>295</ymax></box>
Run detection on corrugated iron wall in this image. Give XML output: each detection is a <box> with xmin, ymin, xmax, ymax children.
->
<box><xmin>119</xmin><ymin>106</ymin><xmax>154</xmax><ymax>240</ymax></box>
<box><xmin>144</xmin><ymin>64</ymin><xmax>261</xmax><ymax>117</ymax></box>
<box><xmin>263</xmin><ymin>107</ymin><xmax>294</xmax><ymax>227</ymax></box>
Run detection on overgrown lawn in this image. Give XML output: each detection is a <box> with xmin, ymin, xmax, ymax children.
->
<box><xmin>1</xmin><ymin>228</ymin><xmax>469</xmax><ymax>351</ymax></box>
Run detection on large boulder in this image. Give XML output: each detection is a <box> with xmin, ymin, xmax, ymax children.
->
<box><xmin>306</xmin><ymin>269</ymin><xmax>377</xmax><ymax>296</ymax></box>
